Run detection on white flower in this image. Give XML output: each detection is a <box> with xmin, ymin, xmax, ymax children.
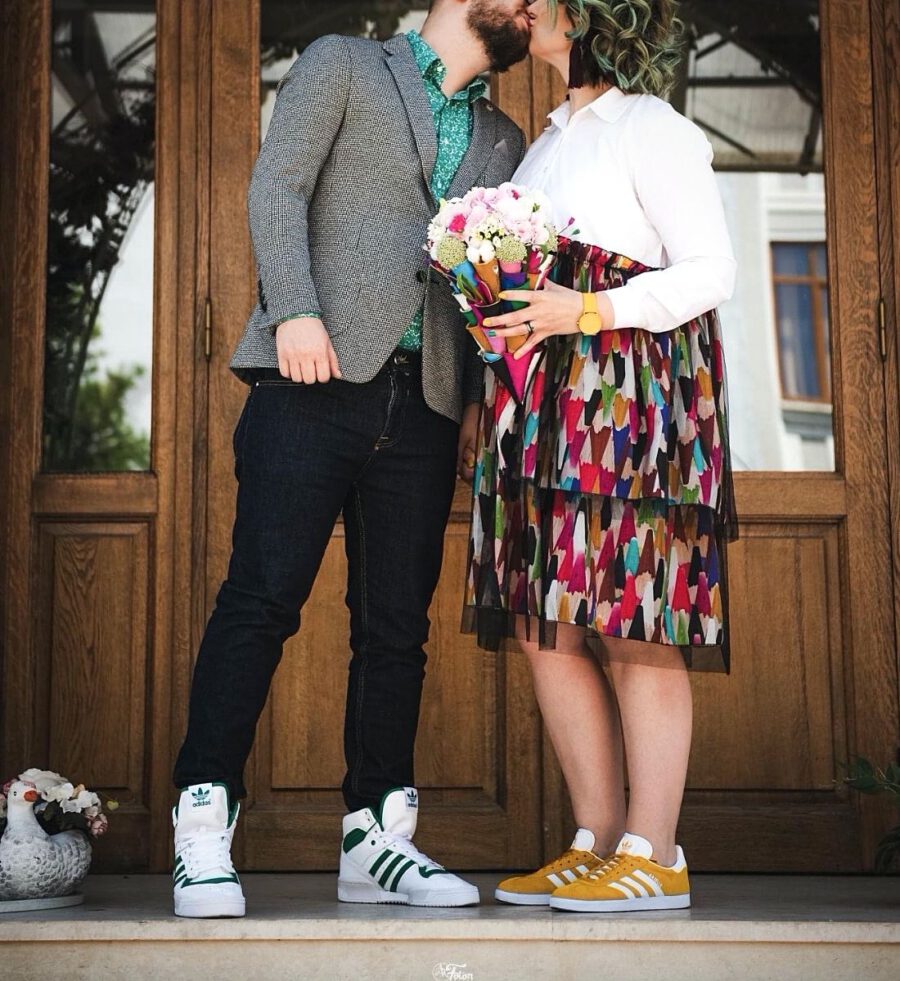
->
<box><xmin>74</xmin><ymin>790</ymin><xmax>100</xmax><ymax>811</ymax></box>
<box><xmin>44</xmin><ymin>781</ymin><xmax>75</xmax><ymax>804</ymax></box>
<box><xmin>477</xmin><ymin>241</ymin><xmax>496</xmax><ymax>263</ymax></box>
<box><xmin>84</xmin><ymin>805</ymin><xmax>101</xmax><ymax>819</ymax></box>
<box><xmin>18</xmin><ymin>768</ymin><xmax>66</xmax><ymax>795</ymax></box>
<box><xmin>60</xmin><ymin>797</ymin><xmax>81</xmax><ymax>814</ymax></box>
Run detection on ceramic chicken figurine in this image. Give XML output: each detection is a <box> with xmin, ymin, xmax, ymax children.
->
<box><xmin>0</xmin><ymin>781</ymin><xmax>92</xmax><ymax>900</ymax></box>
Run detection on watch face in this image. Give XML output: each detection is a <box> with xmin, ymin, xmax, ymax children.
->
<box><xmin>579</xmin><ymin>313</ymin><xmax>602</xmax><ymax>335</ymax></box>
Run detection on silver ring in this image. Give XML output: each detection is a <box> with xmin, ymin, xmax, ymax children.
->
<box><xmin>525</xmin><ymin>322</ymin><xmax>535</xmax><ymax>335</ymax></box>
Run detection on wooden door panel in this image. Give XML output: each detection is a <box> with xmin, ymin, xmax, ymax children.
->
<box><xmin>690</xmin><ymin>523</ymin><xmax>845</xmax><ymax>791</ymax></box>
<box><xmin>31</xmin><ymin>517</ymin><xmax>152</xmax><ymax>872</ymax></box>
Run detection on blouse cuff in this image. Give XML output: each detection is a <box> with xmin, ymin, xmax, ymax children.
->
<box><xmin>605</xmin><ymin>284</ymin><xmax>647</xmax><ymax>330</ymax></box>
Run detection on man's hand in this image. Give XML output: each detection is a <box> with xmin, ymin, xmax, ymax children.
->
<box><xmin>457</xmin><ymin>402</ymin><xmax>481</xmax><ymax>483</ymax></box>
<box><xmin>275</xmin><ymin>317</ymin><xmax>342</xmax><ymax>383</ymax></box>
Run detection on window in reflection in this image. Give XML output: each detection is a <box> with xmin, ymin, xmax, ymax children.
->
<box><xmin>261</xmin><ymin>2</ymin><xmax>453</xmax><ymax>141</ymax></box>
<box><xmin>43</xmin><ymin>1</ymin><xmax>156</xmax><ymax>472</ymax></box>
<box><xmin>772</xmin><ymin>243</ymin><xmax>831</xmax><ymax>401</ymax></box>
<box><xmin>677</xmin><ymin>0</ymin><xmax>833</xmax><ymax>471</ymax></box>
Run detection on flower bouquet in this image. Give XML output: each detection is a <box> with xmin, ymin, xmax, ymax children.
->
<box><xmin>426</xmin><ymin>182</ymin><xmax>563</xmax><ymax>402</ymax></box>
<box><xmin>0</xmin><ymin>769</ymin><xmax>117</xmax><ymax>840</ymax></box>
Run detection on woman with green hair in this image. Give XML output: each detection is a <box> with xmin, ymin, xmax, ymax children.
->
<box><xmin>464</xmin><ymin>0</ymin><xmax>737</xmax><ymax>912</ymax></box>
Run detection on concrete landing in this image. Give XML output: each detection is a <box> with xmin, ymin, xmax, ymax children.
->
<box><xmin>1</xmin><ymin>873</ymin><xmax>898</xmax><ymax>980</ymax></box>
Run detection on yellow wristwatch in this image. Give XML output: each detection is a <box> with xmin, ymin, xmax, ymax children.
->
<box><xmin>577</xmin><ymin>292</ymin><xmax>603</xmax><ymax>335</ymax></box>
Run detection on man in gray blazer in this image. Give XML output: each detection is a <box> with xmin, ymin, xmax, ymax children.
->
<box><xmin>171</xmin><ymin>0</ymin><xmax>530</xmax><ymax>917</ymax></box>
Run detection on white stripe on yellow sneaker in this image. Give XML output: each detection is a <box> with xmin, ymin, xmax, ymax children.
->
<box><xmin>560</xmin><ymin>869</ymin><xmax>578</xmax><ymax>883</ymax></box>
<box><xmin>547</xmin><ymin>873</ymin><xmax>565</xmax><ymax>888</ymax></box>
<box><xmin>608</xmin><ymin>880</ymin><xmax>637</xmax><ymax>900</ymax></box>
<box><xmin>619</xmin><ymin>875</ymin><xmax>649</xmax><ymax>898</ymax></box>
<box><xmin>632</xmin><ymin>869</ymin><xmax>664</xmax><ymax>897</ymax></box>
<box><xmin>576</xmin><ymin>865</ymin><xmax>590</xmax><ymax>874</ymax></box>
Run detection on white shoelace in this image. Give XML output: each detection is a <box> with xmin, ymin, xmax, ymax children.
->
<box><xmin>178</xmin><ymin>830</ymin><xmax>236</xmax><ymax>880</ymax></box>
<box><xmin>372</xmin><ymin>829</ymin><xmax>444</xmax><ymax>871</ymax></box>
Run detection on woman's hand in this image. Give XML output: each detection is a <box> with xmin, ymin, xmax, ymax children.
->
<box><xmin>483</xmin><ymin>280</ymin><xmax>614</xmax><ymax>359</ymax></box>
<box><xmin>457</xmin><ymin>402</ymin><xmax>480</xmax><ymax>483</ymax></box>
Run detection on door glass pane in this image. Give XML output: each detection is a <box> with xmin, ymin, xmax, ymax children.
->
<box><xmin>261</xmin><ymin>2</ymin><xmax>439</xmax><ymax>140</ymax></box>
<box><xmin>44</xmin><ymin>1</ymin><xmax>155</xmax><ymax>473</ymax></box>
<box><xmin>677</xmin><ymin>0</ymin><xmax>834</xmax><ymax>471</ymax></box>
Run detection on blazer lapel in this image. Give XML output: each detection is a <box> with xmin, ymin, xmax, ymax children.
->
<box><xmin>447</xmin><ymin>99</ymin><xmax>498</xmax><ymax>200</ymax></box>
<box><xmin>384</xmin><ymin>35</ymin><xmax>437</xmax><ymax>198</ymax></box>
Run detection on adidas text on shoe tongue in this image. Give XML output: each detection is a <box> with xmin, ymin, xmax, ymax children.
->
<box><xmin>378</xmin><ymin>787</ymin><xmax>418</xmax><ymax>838</ymax></box>
<box><xmin>571</xmin><ymin>828</ymin><xmax>597</xmax><ymax>852</ymax></box>
<box><xmin>615</xmin><ymin>833</ymin><xmax>654</xmax><ymax>859</ymax></box>
<box><xmin>177</xmin><ymin>783</ymin><xmax>231</xmax><ymax>832</ymax></box>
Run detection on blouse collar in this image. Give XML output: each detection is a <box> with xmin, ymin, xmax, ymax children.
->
<box><xmin>548</xmin><ymin>86</ymin><xmax>630</xmax><ymax>130</ymax></box>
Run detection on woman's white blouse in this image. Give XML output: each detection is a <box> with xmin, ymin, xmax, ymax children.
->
<box><xmin>514</xmin><ymin>87</ymin><xmax>737</xmax><ymax>332</ymax></box>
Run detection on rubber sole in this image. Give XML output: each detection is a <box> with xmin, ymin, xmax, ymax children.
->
<box><xmin>550</xmin><ymin>892</ymin><xmax>691</xmax><ymax>913</ymax></box>
<box><xmin>494</xmin><ymin>888</ymin><xmax>552</xmax><ymax>906</ymax></box>
<box><xmin>174</xmin><ymin>898</ymin><xmax>246</xmax><ymax>918</ymax></box>
<box><xmin>338</xmin><ymin>879</ymin><xmax>480</xmax><ymax>907</ymax></box>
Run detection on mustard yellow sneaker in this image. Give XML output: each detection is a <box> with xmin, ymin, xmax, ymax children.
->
<box><xmin>495</xmin><ymin>829</ymin><xmax>603</xmax><ymax>906</ymax></box>
<box><xmin>549</xmin><ymin>833</ymin><xmax>690</xmax><ymax>912</ymax></box>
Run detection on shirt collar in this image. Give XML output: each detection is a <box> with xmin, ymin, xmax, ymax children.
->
<box><xmin>405</xmin><ymin>31</ymin><xmax>487</xmax><ymax>104</ymax></box>
<box><xmin>548</xmin><ymin>86</ymin><xmax>629</xmax><ymax>129</ymax></box>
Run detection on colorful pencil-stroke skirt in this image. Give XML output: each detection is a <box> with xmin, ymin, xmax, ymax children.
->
<box><xmin>462</xmin><ymin>238</ymin><xmax>738</xmax><ymax>672</ymax></box>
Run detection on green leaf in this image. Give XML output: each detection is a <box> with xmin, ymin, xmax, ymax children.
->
<box><xmin>874</xmin><ymin>824</ymin><xmax>900</xmax><ymax>874</ymax></box>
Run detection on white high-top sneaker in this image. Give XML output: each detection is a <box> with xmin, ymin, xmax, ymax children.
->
<box><xmin>172</xmin><ymin>782</ymin><xmax>245</xmax><ymax>918</ymax></box>
<box><xmin>338</xmin><ymin>787</ymin><xmax>479</xmax><ymax>907</ymax></box>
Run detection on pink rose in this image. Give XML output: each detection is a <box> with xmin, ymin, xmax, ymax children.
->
<box><xmin>449</xmin><ymin>213</ymin><xmax>467</xmax><ymax>234</ymax></box>
<box><xmin>88</xmin><ymin>813</ymin><xmax>109</xmax><ymax>837</ymax></box>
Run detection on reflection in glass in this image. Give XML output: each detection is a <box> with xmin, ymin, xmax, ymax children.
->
<box><xmin>43</xmin><ymin>2</ymin><xmax>156</xmax><ymax>472</ymax></box>
<box><xmin>261</xmin><ymin>2</ymin><xmax>442</xmax><ymax>140</ymax></box>
<box><xmin>676</xmin><ymin>1</ymin><xmax>833</xmax><ymax>471</ymax></box>
<box><xmin>772</xmin><ymin>243</ymin><xmax>831</xmax><ymax>401</ymax></box>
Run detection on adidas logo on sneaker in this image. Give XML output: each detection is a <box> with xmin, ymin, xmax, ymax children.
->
<box><xmin>191</xmin><ymin>787</ymin><xmax>211</xmax><ymax>808</ymax></box>
<box><xmin>338</xmin><ymin>787</ymin><xmax>478</xmax><ymax>907</ymax></box>
<box><xmin>549</xmin><ymin>832</ymin><xmax>691</xmax><ymax>913</ymax></box>
<box><xmin>172</xmin><ymin>783</ymin><xmax>245</xmax><ymax>918</ymax></box>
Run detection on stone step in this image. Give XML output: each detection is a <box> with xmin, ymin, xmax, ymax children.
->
<box><xmin>1</xmin><ymin>874</ymin><xmax>898</xmax><ymax>980</ymax></box>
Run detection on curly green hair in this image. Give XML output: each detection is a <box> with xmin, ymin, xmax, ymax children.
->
<box><xmin>549</xmin><ymin>0</ymin><xmax>685</xmax><ymax>97</ymax></box>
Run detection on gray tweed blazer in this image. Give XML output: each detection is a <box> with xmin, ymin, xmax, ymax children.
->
<box><xmin>229</xmin><ymin>33</ymin><xmax>526</xmax><ymax>423</ymax></box>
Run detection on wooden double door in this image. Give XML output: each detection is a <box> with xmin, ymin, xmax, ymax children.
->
<box><xmin>1</xmin><ymin>0</ymin><xmax>898</xmax><ymax>874</ymax></box>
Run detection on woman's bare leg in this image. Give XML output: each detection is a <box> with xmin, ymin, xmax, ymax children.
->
<box><xmin>605</xmin><ymin>638</ymin><xmax>692</xmax><ymax>867</ymax></box>
<box><xmin>517</xmin><ymin>620</ymin><xmax>626</xmax><ymax>855</ymax></box>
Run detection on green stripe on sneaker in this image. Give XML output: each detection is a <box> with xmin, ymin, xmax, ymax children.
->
<box><xmin>369</xmin><ymin>849</ymin><xmax>393</xmax><ymax>875</ymax></box>
<box><xmin>378</xmin><ymin>854</ymin><xmax>405</xmax><ymax>888</ymax></box>
<box><xmin>389</xmin><ymin>858</ymin><xmax>416</xmax><ymax>892</ymax></box>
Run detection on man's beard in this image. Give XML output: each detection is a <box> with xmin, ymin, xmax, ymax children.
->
<box><xmin>466</xmin><ymin>1</ymin><xmax>531</xmax><ymax>72</ymax></box>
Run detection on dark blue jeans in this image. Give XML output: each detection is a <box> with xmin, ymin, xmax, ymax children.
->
<box><xmin>173</xmin><ymin>354</ymin><xmax>459</xmax><ymax>811</ymax></box>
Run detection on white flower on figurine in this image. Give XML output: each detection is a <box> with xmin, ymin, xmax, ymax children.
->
<box><xmin>18</xmin><ymin>769</ymin><xmax>66</xmax><ymax>795</ymax></box>
<box><xmin>43</xmin><ymin>782</ymin><xmax>75</xmax><ymax>805</ymax></box>
<box><xmin>74</xmin><ymin>790</ymin><xmax>100</xmax><ymax>811</ymax></box>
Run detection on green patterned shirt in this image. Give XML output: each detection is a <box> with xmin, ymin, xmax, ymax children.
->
<box><xmin>399</xmin><ymin>31</ymin><xmax>487</xmax><ymax>351</ymax></box>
